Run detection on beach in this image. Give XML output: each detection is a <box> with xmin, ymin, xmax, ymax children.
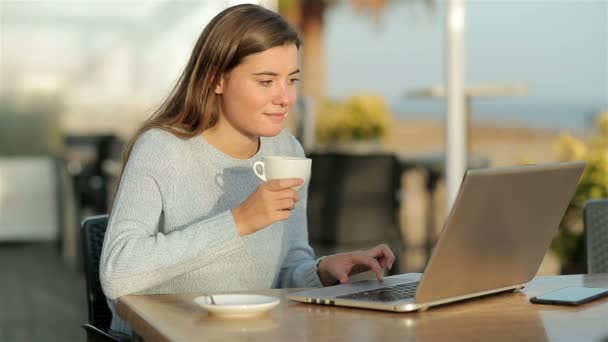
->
<box><xmin>385</xmin><ymin>117</ymin><xmax>565</xmax><ymax>166</ymax></box>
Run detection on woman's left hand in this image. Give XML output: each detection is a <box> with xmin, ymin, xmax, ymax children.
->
<box><xmin>317</xmin><ymin>244</ymin><xmax>395</xmax><ymax>286</ymax></box>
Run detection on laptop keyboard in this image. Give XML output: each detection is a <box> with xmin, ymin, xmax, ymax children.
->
<box><xmin>336</xmin><ymin>281</ymin><xmax>420</xmax><ymax>302</ymax></box>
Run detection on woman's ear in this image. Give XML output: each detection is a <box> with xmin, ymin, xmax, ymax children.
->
<box><xmin>215</xmin><ymin>76</ymin><xmax>224</xmax><ymax>95</ymax></box>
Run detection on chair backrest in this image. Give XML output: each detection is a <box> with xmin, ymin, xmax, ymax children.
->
<box><xmin>307</xmin><ymin>152</ymin><xmax>401</xmax><ymax>247</ymax></box>
<box><xmin>583</xmin><ymin>199</ymin><xmax>608</xmax><ymax>273</ymax></box>
<box><xmin>82</xmin><ymin>214</ymin><xmax>112</xmax><ymax>329</ymax></box>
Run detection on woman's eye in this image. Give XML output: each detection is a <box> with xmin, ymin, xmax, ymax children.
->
<box><xmin>289</xmin><ymin>78</ymin><xmax>300</xmax><ymax>85</ymax></box>
<box><xmin>259</xmin><ymin>80</ymin><xmax>272</xmax><ymax>86</ymax></box>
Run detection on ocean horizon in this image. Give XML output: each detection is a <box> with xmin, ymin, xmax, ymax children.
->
<box><xmin>391</xmin><ymin>100</ymin><xmax>605</xmax><ymax>133</ymax></box>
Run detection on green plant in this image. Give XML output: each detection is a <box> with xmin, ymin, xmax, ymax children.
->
<box><xmin>316</xmin><ymin>94</ymin><xmax>390</xmax><ymax>144</ymax></box>
<box><xmin>551</xmin><ymin>110</ymin><xmax>608</xmax><ymax>272</ymax></box>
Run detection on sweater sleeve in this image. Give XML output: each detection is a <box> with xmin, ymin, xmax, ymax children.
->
<box><xmin>275</xmin><ymin>190</ymin><xmax>323</xmax><ymax>288</ymax></box>
<box><xmin>275</xmin><ymin>134</ymin><xmax>323</xmax><ymax>288</ymax></box>
<box><xmin>99</xmin><ymin>132</ymin><xmax>245</xmax><ymax>300</ymax></box>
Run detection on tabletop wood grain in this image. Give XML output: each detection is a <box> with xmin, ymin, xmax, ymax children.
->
<box><xmin>118</xmin><ymin>274</ymin><xmax>608</xmax><ymax>341</ymax></box>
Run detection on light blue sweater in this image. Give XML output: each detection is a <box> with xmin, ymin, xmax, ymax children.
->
<box><xmin>100</xmin><ymin>128</ymin><xmax>321</xmax><ymax>333</ymax></box>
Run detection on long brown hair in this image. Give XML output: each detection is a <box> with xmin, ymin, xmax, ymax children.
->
<box><xmin>118</xmin><ymin>4</ymin><xmax>300</xmax><ymax>184</ymax></box>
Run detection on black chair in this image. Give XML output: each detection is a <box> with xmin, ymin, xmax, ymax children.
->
<box><xmin>583</xmin><ymin>199</ymin><xmax>608</xmax><ymax>273</ymax></box>
<box><xmin>82</xmin><ymin>215</ymin><xmax>129</xmax><ymax>342</ymax></box>
<box><xmin>307</xmin><ymin>152</ymin><xmax>403</xmax><ymax>274</ymax></box>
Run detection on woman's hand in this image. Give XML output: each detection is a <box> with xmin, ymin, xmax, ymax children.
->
<box><xmin>317</xmin><ymin>244</ymin><xmax>395</xmax><ymax>286</ymax></box>
<box><xmin>231</xmin><ymin>178</ymin><xmax>303</xmax><ymax>236</ymax></box>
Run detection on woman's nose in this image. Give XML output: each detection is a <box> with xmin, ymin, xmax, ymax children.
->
<box><xmin>273</xmin><ymin>84</ymin><xmax>291</xmax><ymax>107</ymax></box>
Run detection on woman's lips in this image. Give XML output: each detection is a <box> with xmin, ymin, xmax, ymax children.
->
<box><xmin>265</xmin><ymin>112</ymin><xmax>287</xmax><ymax>122</ymax></box>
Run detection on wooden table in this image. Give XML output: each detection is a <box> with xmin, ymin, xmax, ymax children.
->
<box><xmin>118</xmin><ymin>274</ymin><xmax>608</xmax><ymax>341</ymax></box>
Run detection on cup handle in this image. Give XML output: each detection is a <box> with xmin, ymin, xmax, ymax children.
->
<box><xmin>253</xmin><ymin>161</ymin><xmax>266</xmax><ymax>181</ymax></box>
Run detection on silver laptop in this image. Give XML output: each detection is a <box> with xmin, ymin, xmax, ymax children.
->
<box><xmin>288</xmin><ymin>161</ymin><xmax>585</xmax><ymax>312</ymax></box>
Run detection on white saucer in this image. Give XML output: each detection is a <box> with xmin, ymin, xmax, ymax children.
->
<box><xmin>194</xmin><ymin>294</ymin><xmax>280</xmax><ymax>318</ymax></box>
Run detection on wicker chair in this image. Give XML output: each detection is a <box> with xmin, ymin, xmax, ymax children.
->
<box><xmin>583</xmin><ymin>199</ymin><xmax>608</xmax><ymax>274</ymax></box>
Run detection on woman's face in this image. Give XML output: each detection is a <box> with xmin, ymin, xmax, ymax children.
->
<box><xmin>215</xmin><ymin>44</ymin><xmax>299</xmax><ymax>139</ymax></box>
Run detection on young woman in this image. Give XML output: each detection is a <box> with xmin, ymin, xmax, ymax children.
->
<box><xmin>100</xmin><ymin>4</ymin><xmax>394</xmax><ymax>334</ymax></box>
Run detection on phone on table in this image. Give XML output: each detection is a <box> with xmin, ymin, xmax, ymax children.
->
<box><xmin>530</xmin><ymin>286</ymin><xmax>608</xmax><ymax>306</ymax></box>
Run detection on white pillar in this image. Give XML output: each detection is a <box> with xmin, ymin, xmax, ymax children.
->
<box><xmin>445</xmin><ymin>0</ymin><xmax>467</xmax><ymax>212</ymax></box>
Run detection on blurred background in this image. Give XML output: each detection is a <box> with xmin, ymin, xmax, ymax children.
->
<box><xmin>0</xmin><ymin>0</ymin><xmax>606</xmax><ymax>340</ymax></box>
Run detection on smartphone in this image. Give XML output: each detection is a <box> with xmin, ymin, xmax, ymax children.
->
<box><xmin>530</xmin><ymin>286</ymin><xmax>608</xmax><ymax>306</ymax></box>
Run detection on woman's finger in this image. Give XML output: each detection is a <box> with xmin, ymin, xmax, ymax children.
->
<box><xmin>368</xmin><ymin>244</ymin><xmax>395</xmax><ymax>270</ymax></box>
<box><xmin>275</xmin><ymin>198</ymin><xmax>296</xmax><ymax>211</ymax></box>
<box><xmin>266</xmin><ymin>178</ymin><xmax>303</xmax><ymax>191</ymax></box>
<box><xmin>372</xmin><ymin>246</ymin><xmax>389</xmax><ymax>269</ymax></box>
<box><xmin>332</xmin><ymin>268</ymin><xmax>350</xmax><ymax>284</ymax></box>
<box><xmin>379</xmin><ymin>257</ymin><xmax>390</xmax><ymax>270</ymax></box>
<box><xmin>274</xmin><ymin>188</ymin><xmax>299</xmax><ymax>200</ymax></box>
<box><xmin>351</xmin><ymin>253</ymin><xmax>384</xmax><ymax>282</ymax></box>
<box><xmin>380</xmin><ymin>245</ymin><xmax>395</xmax><ymax>269</ymax></box>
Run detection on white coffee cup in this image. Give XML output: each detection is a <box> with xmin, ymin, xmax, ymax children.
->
<box><xmin>252</xmin><ymin>156</ymin><xmax>311</xmax><ymax>190</ymax></box>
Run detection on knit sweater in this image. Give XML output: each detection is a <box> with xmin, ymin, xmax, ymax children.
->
<box><xmin>99</xmin><ymin>128</ymin><xmax>322</xmax><ymax>334</ymax></box>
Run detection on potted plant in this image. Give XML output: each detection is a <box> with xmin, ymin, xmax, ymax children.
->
<box><xmin>552</xmin><ymin>109</ymin><xmax>608</xmax><ymax>273</ymax></box>
<box><xmin>315</xmin><ymin>93</ymin><xmax>391</xmax><ymax>151</ymax></box>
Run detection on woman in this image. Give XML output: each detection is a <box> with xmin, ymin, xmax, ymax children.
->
<box><xmin>100</xmin><ymin>4</ymin><xmax>394</xmax><ymax>334</ymax></box>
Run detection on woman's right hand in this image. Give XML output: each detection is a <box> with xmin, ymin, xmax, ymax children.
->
<box><xmin>231</xmin><ymin>178</ymin><xmax>304</xmax><ymax>236</ymax></box>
